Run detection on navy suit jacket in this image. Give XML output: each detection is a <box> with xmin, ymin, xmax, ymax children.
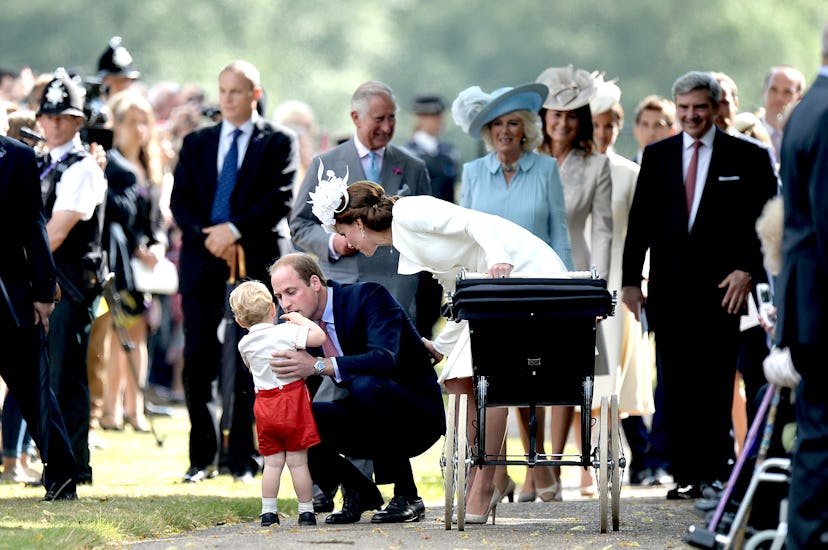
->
<box><xmin>171</xmin><ymin>118</ymin><xmax>297</xmax><ymax>290</ymax></box>
<box><xmin>329</xmin><ymin>280</ymin><xmax>442</xmax><ymax>396</ymax></box>
<box><xmin>622</xmin><ymin>128</ymin><xmax>778</xmax><ymax>329</ymax></box>
<box><xmin>0</xmin><ymin>136</ymin><xmax>56</xmax><ymax>327</ymax></box>
<box><xmin>776</xmin><ymin>74</ymin><xmax>828</xmax><ymax>348</ymax></box>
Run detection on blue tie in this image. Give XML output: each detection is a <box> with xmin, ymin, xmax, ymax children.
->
<box><xmin>211</xmin><ymin>128</ymin><xmax>242</xmax><ymax>224</ymax></box>
<box><xmin>365</xmin><ymin>151</ymin><xmax>380</xmax><ymax>182</ymax></box>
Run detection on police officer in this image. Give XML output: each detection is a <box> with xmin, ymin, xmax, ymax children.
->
<box><xmin>97</xmin><ymin>36</ymin><xmax>140</xmax><ymax>99</ymax></box>
<box><xmin>36</xmin><ymin>68</ymin><xmax>107</xmax><ymax>486</ymax></box>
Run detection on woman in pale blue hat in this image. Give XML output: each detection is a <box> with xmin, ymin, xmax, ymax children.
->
<box><xmin>453</xmin><ymin>84</ymin><xmax>573</xmax><ymax>268</ymax></box>
<box><xmin>452</xmin><ymin>84</ymin><xmax>574</xmax><ymax>511</ymax></box>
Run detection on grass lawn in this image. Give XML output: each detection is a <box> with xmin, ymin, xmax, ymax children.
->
<box><xmin>0</xmin><ymin>401</ymin><xmax>460</xmax><ymax>549</ymax></box>
<box><xmin>0</xmin><ymin>394</ymin><xmax>594</xmax><ymax>549</ymax></box>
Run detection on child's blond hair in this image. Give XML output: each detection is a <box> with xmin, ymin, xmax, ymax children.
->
<box><xmin>229</xmin><ymin>280</ymin><xmax>274</xmax><ymax>327</ymax></box>
<box><xmin>755</xmin><ymin>196</ymin><xmax>784</xmax><ymax>277</ymax></box>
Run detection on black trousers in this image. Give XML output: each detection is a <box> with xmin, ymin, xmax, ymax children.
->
<box><xmin>1</xmin><ymin>317</ymin><xmax>77</xmax><ymax>487</ymax></box>
<box><xmin>48</xmin><ymin>297</ymin><xmax>92</xmax><ymax>482</ymax></box>
<box><xmin>787</xmin><ymin>342</ymin><xmax>828</xmax><ymax>550</ymax></box>
<box><xmin>181</xmin><ymin>279</ymin><xmax>257</xmax><ymax>475</ymax></box>
<box><xmin>309</xmin><ymin>375</ymin><xmax>444</xmax><ymax>497</ymax></box>
<box><xmin>655</xmin><ymin>311</ymin><xmax>737</xmax><ymax>486</ymax></box>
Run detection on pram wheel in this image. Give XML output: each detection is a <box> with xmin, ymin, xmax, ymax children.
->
<box><xmin>599</xmin><ymin>396</ymin><xmax>609</xmax><ymax>533</ymax></box>
<box><xmin>442</xmin><ymin>394</ymin><xmax>469</xmax><ymax>531</ymax></box>
<box><xmin>610</xmin><ymin>395</ymin><xmax>622</xmax><ymax>531</ymax></box>
<box><xmin>443</xmin><ymin>394</ymin><xmax>456</xmax><ymax>529</ymax></box>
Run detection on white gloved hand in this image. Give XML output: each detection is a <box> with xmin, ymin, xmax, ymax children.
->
<box><xmin>763</xmin><ymin>346</ymin><xmax>801</xmax><ymax>389</ymax></box>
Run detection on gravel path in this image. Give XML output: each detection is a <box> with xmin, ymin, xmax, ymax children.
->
<box><xmin>127</xmin><ymin>485</ymin><xmax>703</xmax><ymax>549</ymax></box>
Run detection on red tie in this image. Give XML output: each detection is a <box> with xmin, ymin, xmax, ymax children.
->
<box><xmin>316</xmin><ymin>319</ymin><xmax>340</xmax><ymax>358</ymax></box>
<box><xmin>685</xmin><ymin>140</ymin><xmax>701</xmax><ymax>217</ymax></box>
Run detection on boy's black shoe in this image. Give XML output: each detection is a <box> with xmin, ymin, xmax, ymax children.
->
<box><xmin>298</xmin><ymin>512</ymin><xmax>317</xmax><ymax>526</ymax></box>
<box><xmin>261</xmin><ymin>512</ymin><xmax>280</xmax><ymax>527</ymax></box>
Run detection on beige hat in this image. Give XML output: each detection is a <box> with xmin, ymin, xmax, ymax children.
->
<box><xmin>536</xmin><ymin>65</ymin><xmax>596</xmax><ymax>111</ymax></box>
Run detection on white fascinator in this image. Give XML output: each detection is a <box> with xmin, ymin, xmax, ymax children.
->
<box><xmin>451</xmin><ymin>86</ymin><xmax>491</xmax><ymax>135</ymax></box>
<box><xmin>589</xmin><ymin>72</ymin><xmax>622</xmax><ymax>116</ymax></box>
<box><xmin>309</xmin><ymin>161</ymin><xmax>350</xmax><ymax>233</ymax></box>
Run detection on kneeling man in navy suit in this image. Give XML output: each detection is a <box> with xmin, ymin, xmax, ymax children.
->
<box><xmin>269</xmin><ymin>253</ymin><xmax>445</xmax><ymax>524</ymax></box>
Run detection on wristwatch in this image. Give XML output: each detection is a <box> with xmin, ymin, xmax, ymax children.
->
<box><xmin>314</xmin><ymin>358</ymin><xmax>326</xmax><ymax>376</ymax></box>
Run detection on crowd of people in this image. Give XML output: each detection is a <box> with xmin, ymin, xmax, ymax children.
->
<box><xmin>0</xmin><ymin>23</ymin><xmax>826</xmax><ymax>547</ymax></box>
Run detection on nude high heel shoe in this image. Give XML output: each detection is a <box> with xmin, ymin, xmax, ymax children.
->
<box><xmin>462</xmin><ymin>481</ymin><xmax>508</xmax><ymax>525</ymax></box>
<box><xmin>493</xmin><ymin>476</ymin><xmax>516</xmax><ymax>504</ymax></box>
<box><xmin>537</xmin><ymin>468</ymin><xmax>563</xmax><ymax>502</ymax></box>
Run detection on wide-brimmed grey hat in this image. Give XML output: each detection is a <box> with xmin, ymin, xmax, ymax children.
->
<box><xmin>452</xmin><ymin>83</ymin><xmax>548</xmax><ymax>139</ymax></box>
<box><xmin>536</xmin><ymin>65</ymin><xmax>596</xmax><ymax>111</ymax></box>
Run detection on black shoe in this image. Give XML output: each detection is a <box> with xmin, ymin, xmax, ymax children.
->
<box><xmin>298</xmin><ymin>512</ymin><xmax>317</xmax><ymax>526</ymax></box>
<box><xmin>370</xmin><ymin>495</ymin><xmax>425</xmax><ymax>523</ymax></box>
<box><xmin>183</xmin><ymin>467</ymin><xmax>217</xmax><ymax>483</ymax></box>
<box><xmin>42</xmin><ymin>479</ymin><xmax>78</xmax><ymax>501</ymax></box>
<box><xmin>313</xmin><ymin>494</ymin><xmax>334</xmax><ymax>513</ymax></box>
<box><xmin>261</xmin><ymin>512</ymin><xmax>279</xmax><ymax>527</ymax></box>
<box><xmin>666</xmin><ymin>483</ymin><xmax>703</xmax><ymax>500</ymax></box>
<box><xmin>325</xmin><ymin>488</ymin><xmax>384</xmax><ymax>524</ymax></box>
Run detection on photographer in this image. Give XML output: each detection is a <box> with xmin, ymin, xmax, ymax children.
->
<box><xmin>36</xmin><ymin>68</ymin><xmax>107</xmax><ymax>486</ymax></box>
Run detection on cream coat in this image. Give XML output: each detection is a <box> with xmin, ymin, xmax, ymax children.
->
<box><xmin>592</xmin><ymin>150</ymin><xmax>654</xmax><ymax>413</ymax></box>
<box><xmin>555</xmin><ymin>148</ymin><xmax>613</xmax><ymax>376</ymax></box>
<box><xmin>390</xmin><ymin>196</ymin><xmax>567</xmax><ymax>381</ymax></box>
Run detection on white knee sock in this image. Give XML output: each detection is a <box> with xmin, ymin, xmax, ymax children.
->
<box><xmin>262</xmin><ymin>497</ymin><xmax>278</xmax><ymax>515</ymax></box>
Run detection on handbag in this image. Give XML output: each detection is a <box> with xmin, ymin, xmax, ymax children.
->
<box><xmin>130</xmin><ymin>256</ymin><xmax>179</xmax><ymax>295</ymax></box>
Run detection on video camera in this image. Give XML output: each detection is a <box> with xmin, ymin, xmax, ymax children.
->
<box><xmin>80</xmin><ymin>78</ymin><xmax>113</xmax><ymax>150</ymax></box>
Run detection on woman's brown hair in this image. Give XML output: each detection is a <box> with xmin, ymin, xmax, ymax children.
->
<box><xmin>334</xmin><ymin>181</ymin><xmax>399</xmax><ymax>231</ymax></box>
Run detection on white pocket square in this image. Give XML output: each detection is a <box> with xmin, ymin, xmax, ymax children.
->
<box><xmin>718</xmin><ymin>175</ymin><xmax>740</xmax><ymax>181</ymax></box>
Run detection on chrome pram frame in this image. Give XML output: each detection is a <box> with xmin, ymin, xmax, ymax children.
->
<box><xmin>440</xmin><ymin>269</ymin><xmax>624</xmax><ymax>532</ymax></box>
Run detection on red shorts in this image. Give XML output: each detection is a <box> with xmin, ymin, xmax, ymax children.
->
<box><xmin>254</xmin><ymin>380</ymin><xmax>320</xmax><ymax>455</ymax></box>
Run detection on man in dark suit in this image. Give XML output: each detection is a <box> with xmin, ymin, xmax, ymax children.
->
<box><xmin>775</xmin><ymin>24</ymin><xmax>828</xmax><ymax>549</ymax></box>
<box><xmin>170</xmin><ymin>60</ymin><xmax>297</xmax><ymax>483</ymax></box>
<box><xmin>0</xmin><ymin>134</ymin><xmax>78</xmax><ymax>500</ymax></box>
<box><xmin>622</xmin><ymin>71</ymin><xmax>778</xmax><ymax>500</ymax></box>
<box><xmin>289</xmin><ymin>80</ymin><xmax>430</xmax><ymax>320</ymax></box>
<box><xmin>269</xmin><ymin>253</ymin><xmax>445</xmax><ymax>524</ymax></box>
<box><xmin>289</xmin><ymin>81</ymin><xmax>430</xmax><ymax>511</ymax></box>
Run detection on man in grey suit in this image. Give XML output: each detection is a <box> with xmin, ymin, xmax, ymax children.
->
<box><xmin>290</xmin><ymin>81</ymin><xmax>431</xmax><ymax>320</ymax></box>
<box><xmin>775</xmin><ymin>22</ymin><xmax>828</xmax><ymax>550</ymax></box>
<box><xmin>289</xmin><ymin>80</ymin><xmax>430</xmax><ymax>512</ymax></box>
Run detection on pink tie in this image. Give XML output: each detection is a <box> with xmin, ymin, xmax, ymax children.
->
<box><xmin>316</xmin><ymin>319</ymin><xmax>340</xmax><ymax>358</ymax></box>
<box><xmin>685</xmin><ymin>141</ymin><xmax>701</xmax><ymax>217</ymax></box>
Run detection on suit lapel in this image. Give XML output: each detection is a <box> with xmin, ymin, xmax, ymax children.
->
<box><xmin>380</xmin><ymin>145</ymin><xmax>404</xmax><ymax>194</ymax></box>
<box><xmin>695</xmin><ymin>130</ymin><xmax>726</xmax><ymax>221</ymax></box>
<box><xmin>238</xmin><ymin>119</ymin><xmax>268</xmax><ymax>182</ymax></box>
<box><xmin>203</xmin><ymin>125</ymin><xmax>221</xmax><ymax>204</ymax></box>
<box><xmin>329</xmin><ymin>282</ymin><xmax>349</xmax><ymax>355</ymax></box>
